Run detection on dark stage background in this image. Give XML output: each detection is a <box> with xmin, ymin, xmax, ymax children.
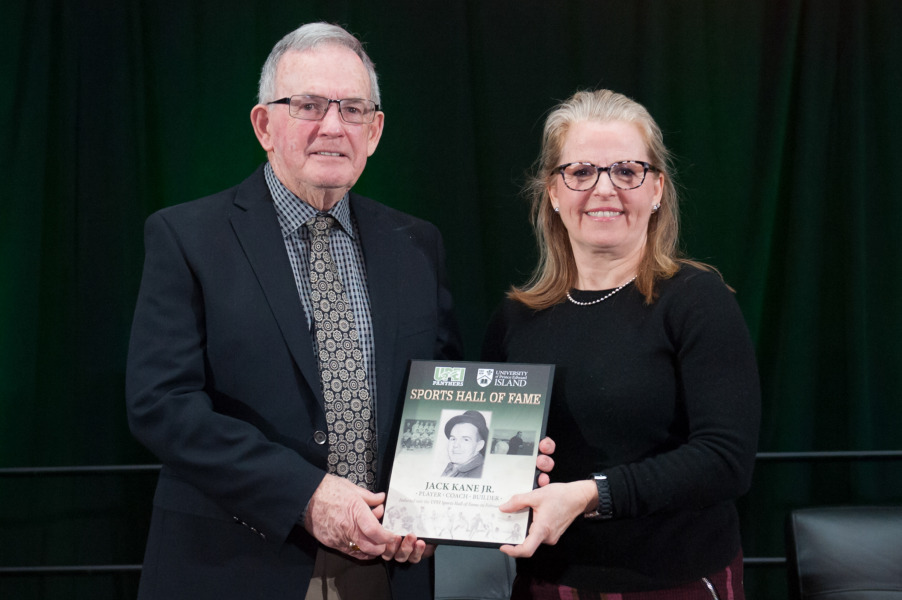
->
<box><xmin>2</xmin><ymin>1</ymin><xmax>901</xmax><ymax>598</ymax></box>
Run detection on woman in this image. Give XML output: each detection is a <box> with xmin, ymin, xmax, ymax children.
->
<box><xmin>483</xmin><ymin>90</ymin><xmax>760</xmax><ymax>599</ymax></box>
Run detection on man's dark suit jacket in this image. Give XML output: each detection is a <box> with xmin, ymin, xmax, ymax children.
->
<box><xmin>126</xmin><ymin>165</ymin><xmax>462</xmax><ymax>599</ymax></box>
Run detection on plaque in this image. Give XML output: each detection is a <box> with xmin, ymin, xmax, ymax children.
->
<box><xmin>382</xmin><ymin>360</ymin><xmax>553</xmax><ymax>547</ymax></box>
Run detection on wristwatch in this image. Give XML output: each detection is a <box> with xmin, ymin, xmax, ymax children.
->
<box><xmin>584</xmin><ymin>473</ymin><xmax>613</xmax><ymax>520</ymax></box>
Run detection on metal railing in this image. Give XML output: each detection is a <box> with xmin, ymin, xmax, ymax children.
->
<box><xmin>2</xmin><ymin>451</ymin><xmax>901</xmax><ymax>576</ymax></box>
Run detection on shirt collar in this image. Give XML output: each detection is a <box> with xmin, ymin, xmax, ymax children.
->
<box><xmin>264</xmin><ymin>162</ymin><xmax>354</xmax><ymax>238</ymax></box>
<box><xmin>457</xmin><ymin>453</ymin><xmax>484</xmax><ymax>473</ymax></box>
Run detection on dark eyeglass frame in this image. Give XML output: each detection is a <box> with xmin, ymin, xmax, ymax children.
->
<box><xmin>267</xmin><ymin>95</ymin><xmax>381</xmax><ymax>124</ymax></box>
<box><xmin>556</xmin><ymin>161</ymin><xmax>660</xmax><ymax>191</ymax></box>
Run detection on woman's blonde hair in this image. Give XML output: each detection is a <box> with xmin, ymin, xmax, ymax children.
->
<box><xmin>510</xmin><ymin>89</ymin><xmax>708</xmax><ymax>308</ymax></box>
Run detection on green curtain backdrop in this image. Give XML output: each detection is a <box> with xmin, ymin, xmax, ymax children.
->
<box><xmin>2</xmin><ymin>1</ymin><xmax>901</xmax><ymax>598</ymax></box>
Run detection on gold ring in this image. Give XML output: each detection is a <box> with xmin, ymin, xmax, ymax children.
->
<box><xmin>349</xmin><ymin>542</ymin><xmax>361</xmax><ymax>553</ymax></box>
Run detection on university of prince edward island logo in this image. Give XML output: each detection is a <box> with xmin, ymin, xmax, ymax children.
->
<box><xmin>476</xmin><ymin>369</ymin><xmax>494</xmax><ymax>387</ymax></box>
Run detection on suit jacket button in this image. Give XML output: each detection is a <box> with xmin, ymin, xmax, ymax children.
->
<box><xmin>313</xmin><ymin>431</ymin><xmax>327</xmax><ymax>445</ymax></box>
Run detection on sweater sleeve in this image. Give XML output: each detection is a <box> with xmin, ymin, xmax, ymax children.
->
<box><xmin>608</xmin><ymin>270</ymin><xmax>761</xmax><ymax>518</ymax></box>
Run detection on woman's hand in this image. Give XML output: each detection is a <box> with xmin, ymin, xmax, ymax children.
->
<box><xmin>497</xmin><ymin>479</ymin><xmax>596</xmax><ymax>558</ymax></box>
<box><xmin>535</xmin><ymin>437</ymin><xmax>555</xmax><ymax>487</ymax></box>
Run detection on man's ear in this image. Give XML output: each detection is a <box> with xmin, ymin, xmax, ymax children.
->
<box><xmin>366</xmin><ymin>110</ymin><xmax>384</xmax><ymax>157</ymax></box>
<box><xmin>250</xmin><ymin>104</ymin><xmax>274</xmax><ymax>152</ymax></box>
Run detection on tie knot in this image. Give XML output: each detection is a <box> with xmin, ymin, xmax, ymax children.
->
<box><xmin>306</xmin><ymin>213</ymin><xmax>336</xmax><ymax>239</ymax></box>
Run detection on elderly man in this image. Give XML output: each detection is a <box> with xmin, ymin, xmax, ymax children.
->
<box><xmin>126</xmin><ymin>22</ymin><xmax>461</xmax><ymax>600</ymax></box>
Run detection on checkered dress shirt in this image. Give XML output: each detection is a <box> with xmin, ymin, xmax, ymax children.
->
<box><xmin>264</xmin><ymin>163</ymin><xmax>377</xmax><ymax>401</ymax></box>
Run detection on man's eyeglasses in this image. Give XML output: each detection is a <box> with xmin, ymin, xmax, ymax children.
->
<box><xmin>267</xmin><ymin>95</ymin><xmax>380</xmax><ymax>124</ymax></box>
<box><xmin>556</xmin><ymin>161</ymin><xmax>659</xmax><ymax>191</ymax></box>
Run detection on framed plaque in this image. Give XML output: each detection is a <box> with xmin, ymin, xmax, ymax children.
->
<box><xmin>382</xmin><ymin>360</ymin><xmax>554</xmax><ymax>547</ymax></box>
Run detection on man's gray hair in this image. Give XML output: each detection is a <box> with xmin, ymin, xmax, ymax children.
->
<box><xmin>257</xmin><ymin>22</ymin><xmax>381</xmax><ymax>105</ymax></box>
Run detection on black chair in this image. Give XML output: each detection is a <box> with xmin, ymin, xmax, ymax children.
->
<box><xmin>786</xmin><ymin>506</ymin><xmax>902</xmax><ymax>600</ymax></box>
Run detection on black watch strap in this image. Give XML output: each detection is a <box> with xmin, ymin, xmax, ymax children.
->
<box><xmin>584</xmin><ymin>473</ymin><xmax>613</xmax><ymax>520</ymax></box>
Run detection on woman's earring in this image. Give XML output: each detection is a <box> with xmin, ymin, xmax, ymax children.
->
<box><xmin>651</xmin><ymin>204</ymin><xmax>660</xmax><ymax>213</ymax></box>
<box><xmin>553</xmin><ymin>206</ymin><xmax>560</xmax><ymax>213</ymax></box>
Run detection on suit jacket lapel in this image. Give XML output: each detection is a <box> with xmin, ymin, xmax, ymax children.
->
<box><xmin>229</xmin><ymin>168</ymin><xmax>325</xmax><ymax>410</ymax></box>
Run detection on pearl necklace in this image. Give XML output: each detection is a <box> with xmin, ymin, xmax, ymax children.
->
<box><xmin>566</xmin><ymin>277</ymin><xmax>637</xmax><ymax>306</ymax></box>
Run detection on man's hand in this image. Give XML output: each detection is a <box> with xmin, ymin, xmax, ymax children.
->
<box><xmin>304</xmin><ymin>474</ymin><xmax>430</xmax><ymax>563</ymax></box>
<box><xmin>304</xmin><ymin>474</ymin><xmax>395</xmax><ymax>559</ymax></box>
<box><xmin>380</xmin><ymin>535</ymin><xmax>434</xmax><ymax>564</ymax></box>
<box><xmin>535</xmin><ymin>436</ymin><xmax>555</xmax><ymax>487</ymax></box>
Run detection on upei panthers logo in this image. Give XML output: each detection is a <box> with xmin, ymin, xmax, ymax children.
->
<box><xmin>433</xmin><ymin>367</ymin><xmax>465</xmax><ymax>383</ymax></box>
<box><xmin>476</xmin><ymin>368</ymin><xmax>494</xmax><ymax>387</ymax></box>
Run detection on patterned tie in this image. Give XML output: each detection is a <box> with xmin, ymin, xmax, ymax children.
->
<box><xmin>306</xmin><ymin>214</ymin><xmax>376</xmax><ymax>490</ymax></box>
